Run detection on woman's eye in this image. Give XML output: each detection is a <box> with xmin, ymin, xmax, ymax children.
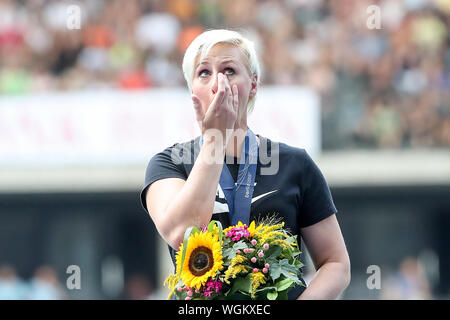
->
<box><xmin>198</xmin><ymin>70</ymin><xmax>210</xmax><ymax>77</ymax></box>
<box><xmin>224</xmin><ymin>68</ymin><xmax>235</xmax><ymax>75</ymax></box>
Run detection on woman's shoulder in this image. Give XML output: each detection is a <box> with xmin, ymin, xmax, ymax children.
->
<box><xmin>153</xmin><ymin>136</ymin><xmax>200</xmax><ymax>156</ymax></box>
<box><xmin>258</xmin><ymin>134</ymin><xmax>308</xmax><ymax>160</ymax></box>
<box><xmin>150</xmin><ymin>136</ymin><xmax>201</xmax><ymax>167</ymax></box>
<box><xmin>160</xmin><ymin>136</ymin><xmax>200</xmax><ymax>152</ymax></box>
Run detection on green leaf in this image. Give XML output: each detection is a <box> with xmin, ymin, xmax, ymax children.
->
<box><xmin>178</xmin><ymin>226</ymin><xmax>198</xmax><ymax>277</ymax></box>
<box><xmin>277</xmin><ymin>289</ymin><xmax>289</xmax><ymax>300</ymax></box>
<box><xmin>265</xmin><ymin>245</ymin><xmax>283</xmax><ymax>260</ymax></box>
<box><xmin>267</xmin><ymin>291</ymin><xmax>278</xmax><ymax>300</ymax></box>
<box><xmin>293</xmin><ymin>258</ymin><xmax>304</xmax><ymax>269</ymax></box>
<box><xmin>208</xmin><ymin>220</ymin><xmax>223</xmax><ymax>244</ymax></box>
<box><xmin>223</xmin><ymin>241</ymin><xmax>248</xmax><ymax>260</ymax></box>
<box><xmin>191</xmin><ymin>226</ymin><xmax>200</xmax><ymax>235</ymax></box>
<box><xmin>269</xmin><ymin>263</ymin><xmax>281</xmax><ymax>281</ymax></box>
<box><xmin>233</xmin><ymin>241</ymin><xmax>248</xmax><ymax>251</ymax></box>
<box><xmin>269</xmin><ymin>259</ymin><xmax>302</xmax><ymax>283</ymax></box>
<box><xmin>286</xmin><ymin>235</ymin><xmax>298</xmax><ymax>245</ymax></box>
<box><xmin>275</xmin><ymin>278</ymin><xmax>294</xmax><ymax>292</ymax></box>
<box><xmin>229</xmin><ymin>274</ymin><xmax>252</xmax><ymax>296</ymax></box>
<box><xmin>225</xmin><ymin>292</ymin><xmax>251</xmax><ymax>300</ymax></box>
<box><xmin>223</xmin><ymin>247</ymin><xmax>235</xmax><ymax>260</ymax></box>
<box><xmin>255</xmin><ymin>286</ymin><xmax>277</xmax><ymax>293</ymax></box>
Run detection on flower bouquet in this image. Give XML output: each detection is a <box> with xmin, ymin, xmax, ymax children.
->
<box><xmin>164</xmin><ymin>217</ymin><xmax>304</xmax><ymax>300</ymax></box>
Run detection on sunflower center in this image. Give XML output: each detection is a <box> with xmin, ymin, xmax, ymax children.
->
<box><xmin>188</xmin><ymin>246</ymin><xmax>214</xmax><ymax>276</ymax></box>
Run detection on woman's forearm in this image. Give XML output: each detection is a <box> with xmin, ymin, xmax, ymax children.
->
<box><xmin>297</xmin><ymin>261</ymin><xmax>351</xmax><ymax>300</ymax></box>
<box><xmin>164</xmin><ymin>137</ymin><xmax>225</xmax><ymax>248</ymax></box>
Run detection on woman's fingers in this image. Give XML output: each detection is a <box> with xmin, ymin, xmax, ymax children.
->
<box><xmin>209</xmin><ymin>73</ymin><xmax>226</xmax><ymax>113</ymax></box>
<box><xmin>206</xmin><ymin>73</ymin><xmax>236</xmax><ymax>122</ymax></box>
<box><xmin>220</xmin><ymin>73</ymin><xmax>233</xmax><ymax>109</ymax></box>
<box><xmin>232</xmin><ymin>84</ymin><xmax>238</xmax><ymax>113</ymax></box>
<box><xmin>226</xmin><ymin>82</ymin><xmax>233</xmax><ymax>109</ymax></box>
<box><xmin>199</xmin><ymin>73</ymin><xmax>237</xmax><ymax>139</ymax></box>
<box><xmin>192</xmin><ymin>95</ymin><xmax>204</xmax><ymax>123</ymax></box>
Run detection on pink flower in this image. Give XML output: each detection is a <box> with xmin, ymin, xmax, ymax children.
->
<box><xmin>185</xmin><ymin>297</ymin><xmax>191</xmax><ymax>300</ymax></box>
<box><xmin>251</xmin><ymin>239</ymin><xmax>257</xmax><ymax>246</ymax></box>
<box><xmin>225</xmin><ymin>226</ymin><xmax>251</xmax><ymax>241</ymax></box>
<box><xmin>262</xmin><ymin>268</ymin><xmax>268</xmax><ymax>274</ymax></box>
<box><xmin>253</xmin><ymin>268</ymin><xmax>259</xmax><ymax>273</ymax></box>
<box><xmin>258</xmin><ymin>251</ymin><xmax>264</xmax><ymax>258</ymax></box>
<box><xmin>251</xmin><ymin>257</ymin><xmax>257</xmax><ymax>263</ymax></box>
<box><xmin>202</xmin><ymin>278</ymin><xmax>223</xmax><ymax>297</ymax></box>
<box><xmin>265</xmin><ymin>263</ymin><xmax>270</xmax><ymax>268</ymax></box>
<box><xmin>263</xmin><ymin>243</ymin><xmax>269</xmax><ymax>250</ymax></box>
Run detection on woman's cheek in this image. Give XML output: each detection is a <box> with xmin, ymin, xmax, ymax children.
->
<box><xmin>193</xmin><ymin>90</ymin><xmax>212</xmax><ymax>113</ymax></box>
<box><xmin>238</xmin><ymin>85</ymin><xmax>250</xmax><ymax>107</ymax></box>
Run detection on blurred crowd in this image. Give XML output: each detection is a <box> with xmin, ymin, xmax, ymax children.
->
<box><xmin>380</xmin><ymin>256</ymin><xmax>433</xmax><ymax>300</ymax></box>
<box><xmin>0</xmin><ymin>265</ymin><xmax>66</xmax><ymax>299</ymax></box>
<box><xmin>0</xmin><ymin>0</ymin><xmax>449</xmax><ymax>149</ymax></box>
<box><xmin>0</xmin><ymin>264</ymin><xmax>162</xmax><ymax>299</ymax></box>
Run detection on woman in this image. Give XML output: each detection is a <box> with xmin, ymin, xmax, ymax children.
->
<box><xmin>140</xmin><ymin>29</ymin><xmax>350</xmax><ymax>300</ymax></box>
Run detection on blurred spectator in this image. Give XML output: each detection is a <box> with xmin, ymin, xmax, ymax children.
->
<box><xmin>134</xmin><ymin>12</ymin><xmax>180</xmax><ymax>54</ymax></box>
<box><xmin>123</xmin><ymin>273</ymin><xmax>158</xmax><ymax>300</ymax></box>
<box><xmin>27</xmin><ymin>265</ymin><xmax>66</xmax><ymax>300</ymax></box>
<box><xmin>1</xmin><ymin>0</ymin><xmax>449</xmax><ymax>149</ymax></box>
<box><xmin>381</xmin><ymin>256</ymin><xmax>432</xmax><ymax>299</ymax></box>
<box><xmin>0</xmin><ymin>265</ymin><xmax>29</xmax><ymax>299</ymax></box>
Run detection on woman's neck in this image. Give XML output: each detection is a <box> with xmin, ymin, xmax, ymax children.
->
<box><xmin>224</xmin><ymin>121</ymin><xmax>259</xmax><ymax>158</ymax></box>
<box><xmin>225</xmin><ymin>123</ymin><xmax>248</xmax><ymax>158</ymax></box>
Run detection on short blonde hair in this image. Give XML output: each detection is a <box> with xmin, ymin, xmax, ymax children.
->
<box><xmin>182</xmin><ymin>29</ymin><xmax>261</xmax><ymax>114</ymax></box>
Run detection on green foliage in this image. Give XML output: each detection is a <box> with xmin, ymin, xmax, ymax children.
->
<box><xmin>208</xmin><ymin>220</ymin><xmax>223</xmax><ymax>244</ymax></box>
<box><xmin>226</xmin><ymin>273</ymin><xmax>252</xmax><ymax>297</ymax></box>
<box><xmin>267</xmin><ymin>291</ymin><xmax>278</xmax><ymax>300</ymax></box>
<box><xmin>269</xmin><ymin>259</ymin><xmax>303</xmax><ymax>284</ymax></box>
<box><xmin>223</xmin><ymin>240</ymin><xmax>248</xmax><ymax>260</ymax></box>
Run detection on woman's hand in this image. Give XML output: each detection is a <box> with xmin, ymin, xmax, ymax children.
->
<box><xmin>192</xmin><ymin>73</ymin><xmax>239</xmax><ymax>148</ymax></box>
<box><xmin>147</xmin><ymin>73</ymin><xmax>239</xmax><ymax>248</ymax></box>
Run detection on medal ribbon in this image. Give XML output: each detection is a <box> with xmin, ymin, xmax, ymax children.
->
<box><xmin>199</xmin><ymin>128</ymin><xmax>258</xmax><ymax>225</ymax></box>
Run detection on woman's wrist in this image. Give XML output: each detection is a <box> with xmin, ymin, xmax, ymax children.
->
<box><xmin>297</xmin><ymin>262</ymin><xmax>350</xmax><ymax>300</ymax></box>
<box><xmin>201</xmin><ymin>131</ymin><xmax>227</xmax><ymax>164</ymax></box>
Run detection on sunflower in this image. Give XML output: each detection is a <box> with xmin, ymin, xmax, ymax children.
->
<box><xmin>179</xmin><ymin>231</ymin><xmax>223</xmax><ymax>290</ymax></box>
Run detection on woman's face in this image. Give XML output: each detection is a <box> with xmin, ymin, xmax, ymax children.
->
<box><xmin>191</xmin><ymin>43</ymin><xmax>257</xmax><ymax>124</ymax></box>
